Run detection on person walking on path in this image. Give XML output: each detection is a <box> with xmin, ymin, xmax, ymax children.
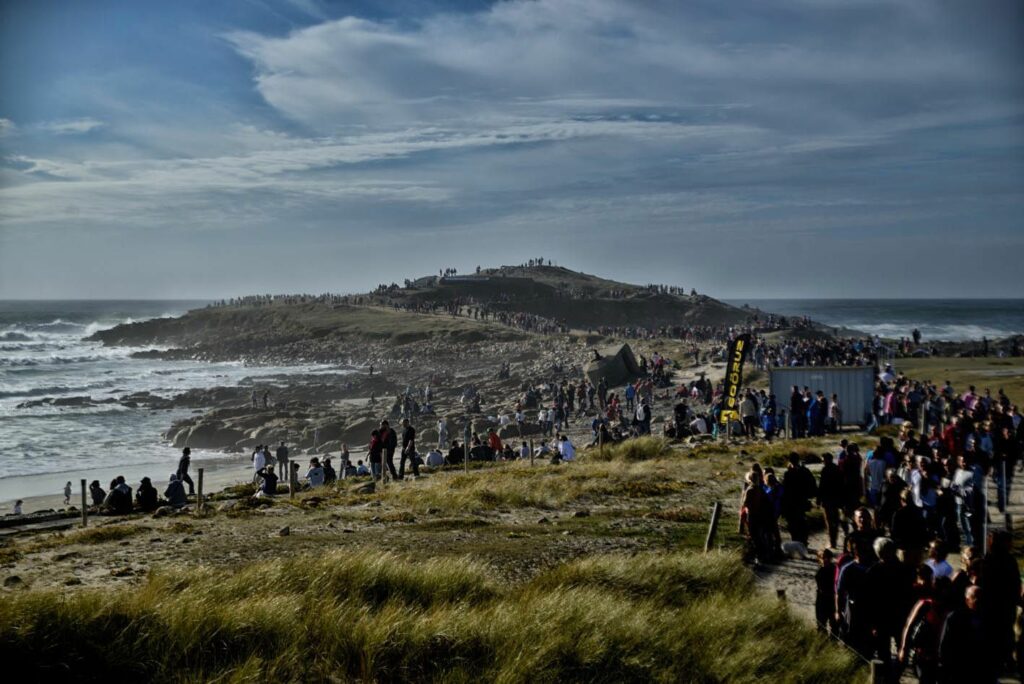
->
<box><xmin>817</xmin><ymin>452</ymin><xmax>844</xmax><ymax>548</ymax></box>
<box><xmin>63</xmin><ymin>481</ymin><xmax>72</xmax><ymax>506</ymax></box>
<box><xmin>782</xmin><ymin>452</ymin><xmax>817</xmax><ymax>546</ymax></box>
<box><xmin>177</xmin><ymin>447</ymin><xmax>195</xmax><ymax>496</ymax></box>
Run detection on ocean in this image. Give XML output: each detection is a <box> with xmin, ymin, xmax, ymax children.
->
<box><xmin>0</xmin><ymin>300</ymin><xmax>342</xmax><ymax>504</ymax></box>
<box><xmin>727</xmin><ymin>299</ymin><xmax>1024</xmax><ymax>343</ymax></box>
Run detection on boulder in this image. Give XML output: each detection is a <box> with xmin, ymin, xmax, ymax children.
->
<box><xmin>584</xmin><ymin>344</ymin><xmax>642</xmax><ymax>387</ymax></box>
<box><xmin>184</xmin><ymin>422</ymin><xmax>245</xmax><ymax>449</ymax></box>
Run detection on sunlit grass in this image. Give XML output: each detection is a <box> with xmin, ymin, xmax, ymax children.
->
<box><xmin>0</xmin><ymin>549</ymin><xmax>860</xmax><ymax>683</ymax></box>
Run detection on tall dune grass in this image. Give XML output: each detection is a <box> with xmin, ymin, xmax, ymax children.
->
<box><xmin>0</xmin><ymin>549</ymin><xmax>859</xmax><ymax>682</ymax></box>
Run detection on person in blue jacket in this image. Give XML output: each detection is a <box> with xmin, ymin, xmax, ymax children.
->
<box><xmin>807</xmin><ymin>390</ymin><xmax>827</xmax><ymax>436</ymax></box>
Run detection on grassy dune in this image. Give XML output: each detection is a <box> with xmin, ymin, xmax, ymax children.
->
<box><xmin>897</xmin><ymin>356</ymin><xmax>1024</xmax><ymax>401</ymax></box>
<box><xmin>0</xmin><ymin>434</ymin><xmax>870</xmax><ymax>681</ymax></box>
<box><xmin>0</xmin><ymin>549</ymin><xmax>858</xmax><ymax>683</ymax></box>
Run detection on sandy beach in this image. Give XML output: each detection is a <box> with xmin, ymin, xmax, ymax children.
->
<box><xmin>0</xmin><ymin>453</ymin><xmax>255</xmax><ymax>515</ymax></box>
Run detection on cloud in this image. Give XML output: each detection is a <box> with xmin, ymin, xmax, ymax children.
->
<box><xmin>37</xmin><ymin>118</ymin><xmax>105</xmax><ymax>135</ymax></box>
<box><xmin>225</xmin><ymin>0</ymin><xmax>1019</xmax><ymax>135</ymax></box>
<box><xmin>0</xmin><ymin>118</ymin><xmax>15</xmax><ymax>136</ymax></box>
<box><xmin>1</xmin><ymin>0</ymin><xmax>1021</xmax><ymax>297</ymax></box>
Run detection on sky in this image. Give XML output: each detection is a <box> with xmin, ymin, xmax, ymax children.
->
<box><xmin>0</xmin><ymin>0</ymin><xmax>1022</xmax><ymax>299</ymax></box>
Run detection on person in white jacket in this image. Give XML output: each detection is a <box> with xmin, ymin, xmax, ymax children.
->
<box><xmin>558</xmin><ymin>435</ymin><xmax>575</xmax><ymax>462</ymax></box>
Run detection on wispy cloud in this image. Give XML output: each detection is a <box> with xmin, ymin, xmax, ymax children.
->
<box><xmin>36</xmin><ymin>118</ymin><xmax>105</xmax><ymax>135</ymax></box>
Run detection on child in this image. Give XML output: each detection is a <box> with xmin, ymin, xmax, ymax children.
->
<box><xmin>64</xmin><ymin>481</ymin><xmax>72</xmax><ymax>505</ymax></box>
<box><xmin>815</xmin><ymin>548</ymin><xmax>836</xmax><ymax>635</ymax></box>
<box><xmin>13</xmin><ymin>499</ymin><xmax>24</xmax><ymax>516</ymax></box>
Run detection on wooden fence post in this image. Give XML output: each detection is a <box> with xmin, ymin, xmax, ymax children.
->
<box><xmin>80</xmin><ymin>479</ymin><xmax>88</xmax><ymax>528</ymax></box>
<box><xmin>704</xmin><ymin>501</ymin><xmax>723</xmax><ymax>552</ymax></box>
<box><xmin>529</xmin><ymin>439</ymin><xmax>535</xmax><ymax>467</ymax></box>
<box><xmin>869</xmin><ymin>659</ymin><xmax>884</xmax><ymax>683</ymax></box>
<box><xmin>464</xmin><ymin>423</ymin><xmax>471</xmax><ymax>474</ymax></box>
<box><xmin>196</xmin><ymin>468</ymin><xmax>204</xmax><ymax>513</ymax></box>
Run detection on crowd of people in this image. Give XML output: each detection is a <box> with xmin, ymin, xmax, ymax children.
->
<box><xmin>738</xmin><ymin>372</ymin><xmax>1023</xmax><ymax>682</ymax></box>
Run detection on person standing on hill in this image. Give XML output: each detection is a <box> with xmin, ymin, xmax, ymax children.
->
<box><xmin>380</xmin><ymin>420</ymin><xmax>399</xmax><ymax>480</ymax></box>
<box><xmin>276</xmin><ymin>441</ymin><xmax>289</xmax><ymax>481</ymax></box>
<box><xmin>790</xmin><ymin>386</ymin><xmax>806</xmax><ymax>438</ymax></box>
<box><xmin>368</xmin><ymin>430</ymin><xmax>383</xmax><ymax>480</ymax></box>
<box><xmin>177</xmin><ymin>447</ymin><xmax>195</xmax><ymax>496</ymax></box>
<box><xmin>437</xmin><ymin>418</ymin><xmax>448</xmax><ymax>450</ymax></box>
<box><xmin>400</xmin><ymin>418</ymin><xmax>419</xmax><ymax>479</ymax></box>
<box><xmin>807</xmin><ymin>391</ymin><xmax>827</xmax><ymax>437</ymax></box>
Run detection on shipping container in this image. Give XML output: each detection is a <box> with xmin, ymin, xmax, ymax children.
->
<box><xmin>768</xmin><ymin>366</ymin><xmax>876</xmax><ymax>427</ymax></box>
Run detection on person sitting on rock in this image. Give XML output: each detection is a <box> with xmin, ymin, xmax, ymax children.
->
<box><xmin>164</xmin><ymin>473</ymin><xmax>187</xmax><ymax>508</ymax></box>
<box><xmin>136</xmin><ymin>477</ymin><xmax>158</xmax><ymax>512</ymax></box>
<box><xmin>101</xmin><ymin>477</ymin><xmax>131</xmax><ymax>515</ymax></box>
<box><xmin>89</xmin><ymin>480</ymin><xmax>106</xmax><ymax>506</ymax></box>
<box><xmin>470</xmin><ymin>436</ymin><xmax>491</xmax><ymax>461</ymax></box>
<box><xmin>255</xmin><ymin>465</ymin><xmax>278</xmax><ymax>497</ymax></box>
<box><xmin>424</xmin><ymin>447</ymin><xmax>445</xmax><ymax>468</ymax></box>
<box><xmin>447</xmin><ymin>440</ymin><xmax>464</xmax><ymax>465</ymax></box>
<box><xmin>356</xmin><ymin>460</ymin><xmax>370</xmax><ymax>476</ymax></box>
<box><xmin>305</xmin><ymin>458</ymin><xmax>325</xmax><ymax>488</ymax></box>
<box><xmin>322</xmin><ymin>457</ymin><xmax>337</xmax><ymax>484</ymax></box>
<box><xmin>558</xmin><ymin>435</ymin><xmax>576</xmax><ymax>462</ymax></box>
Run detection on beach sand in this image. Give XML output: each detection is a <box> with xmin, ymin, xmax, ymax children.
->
<box><xmin>0</xmin><ymin>455</ymin><xmax>253</xmax><ymax>515</ymax></box>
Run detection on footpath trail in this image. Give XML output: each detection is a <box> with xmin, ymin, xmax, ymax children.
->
<box><xmin>754</xmin><ymin>463</ymin><xmax>1024</xmax><ymax>683</ymax></box>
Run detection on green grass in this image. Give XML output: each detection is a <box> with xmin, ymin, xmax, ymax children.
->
<box><xmin>0</xmin><ymin>549</ymin><xmax>859</xmax><ymax>683</ymax></box>
<box><xmin>589</xmin><ymin>436</ymin><xmax>673</xmax><ymax>462</ymax></box>
<box><xmin>897</xmin><ymin>357</ymin><xmax>1024</xmax><ymax>403</ymax></box>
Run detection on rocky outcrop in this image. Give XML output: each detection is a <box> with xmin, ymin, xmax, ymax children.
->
<box><xmin>163</xmin><ymin>406</ymin><xmax>394</xmax><ymax>452</ymax></box>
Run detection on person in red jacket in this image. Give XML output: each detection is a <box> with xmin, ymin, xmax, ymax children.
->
<box><xmin>942</xmin><ymin>417</ymin><xmax>962</xmax><ymax>458</ymax></box>
<box><xmin>487</xmin><ymin>429</ymin><xmax>503</xmax><ymax>455</ymax></box>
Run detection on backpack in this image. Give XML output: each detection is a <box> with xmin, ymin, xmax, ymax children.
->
<box><xmin>908</xmin><ymin>602</ymin><xmax>938</xmax><ymax>653</ymax></box>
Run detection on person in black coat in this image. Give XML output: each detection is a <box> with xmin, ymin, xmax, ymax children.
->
<box><xmin>891</xmin><ymin>489</ymin><xmax>928</xmax><ymax>565</ymax></box>
<box><xmin>781</xmin><ymin>452</ymin><xmax>817</xmax><ymax>545</ymax></box>
<box><xmin>817</xmin><ymin>452</ymin><xmax>845</xmax><ymax>548</ymax></box>
<box><xmin>380</xmin><ymin>420</ymin><xmax>399</xmax><ymax>480</ymax></box>
<box><xmin>135</xmin><ymin>477</ymin><xmax>158</xmax><ymax>512</ymax></box>
<box><xmin>939</xmin><ymin>585</ymin><xmax>995</xmax><ymax>684</ymax></box>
